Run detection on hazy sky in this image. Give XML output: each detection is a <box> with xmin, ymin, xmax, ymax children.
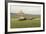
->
<box><xmin>10</xmin><ymin>5</ymin><xmax>41</xmax><ymax>15</ymax></box>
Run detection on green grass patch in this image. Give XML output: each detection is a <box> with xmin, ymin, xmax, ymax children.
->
<box><xmin>10</xmin><ymin>16</ymin><xmax>40</xmax><ymax>28</ymax></box>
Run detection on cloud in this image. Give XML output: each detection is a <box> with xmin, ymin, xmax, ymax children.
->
<box><xmin>10</xmin><ymin>5</ymin><xmax>41</xmax><ymax>15</ymax></box>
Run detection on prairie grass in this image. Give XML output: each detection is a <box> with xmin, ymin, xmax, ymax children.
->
<box><xmin>10</xmin><ymin>16</ymin><xmax>40</xmax><ymax>28</ymax></box>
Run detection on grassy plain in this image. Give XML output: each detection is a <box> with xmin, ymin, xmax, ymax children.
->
<box><xmin>10</xmin><ymin>15</ymin><xmax>41</xmax><ymax>28</ymax></box>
